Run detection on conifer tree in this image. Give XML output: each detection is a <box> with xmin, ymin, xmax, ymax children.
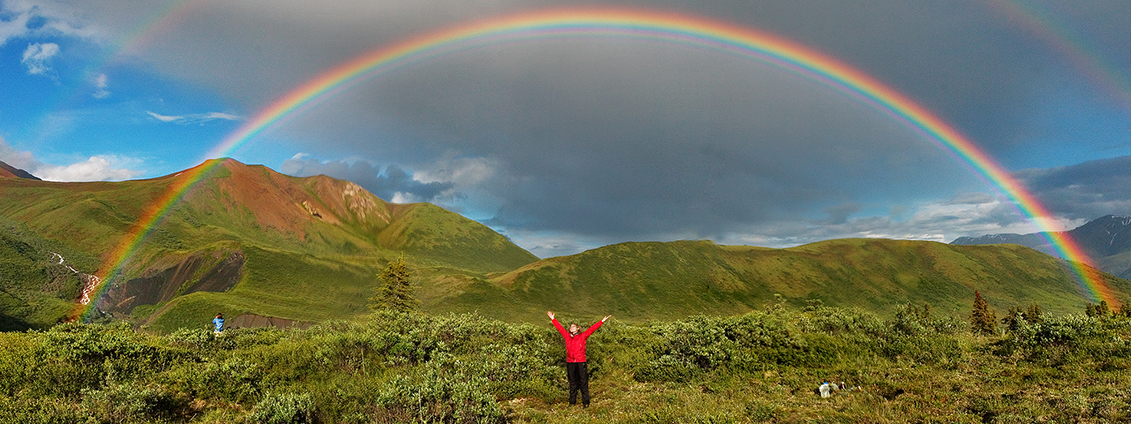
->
<box><xmin>1025</xmin><ymin>303</ymin><xmax>1043</xmax><ymax>324</ymax></box>
<box><xmin>970</xmin><ymin>290</ymin><xmax>996</xmax><ymax>335</ymax></box>
<box><xmin>370</xmin><ymin>256</ymin><xmax>418</xmax><ymax>312</ymax></box>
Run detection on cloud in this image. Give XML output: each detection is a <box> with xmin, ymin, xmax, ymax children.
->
<box><xmin>0</xmin><ymin>6</ymin><xmax>32</xmax><ymax>46</ymax></box>
<box><xmin>34</xmin><ymin>156</ymin><xmax>144</xmax><ymax>182</ymax></box>
<box><xmin>1015</xmin><ymin>156</ymin><xmax>1131</xmax><ymax>221</ymax></box>
<box><xmin>0</xmin><ymin>1</ymin><xmax>100</xmax><ymax>46</ymax></box>
<box><xmin>92</xmin><ymin>73</ymin><xmax>110</xmax><ymax>98</ymax></box>
<box><xmin>0</xmin><ymin>136</ymin><xmax>38</xmax><ymax>171</ymax></box>
<box><xmin>21</xmin><ymin>42</ymin><xmax>59</xmax><ymax>74</ymax></box>
<box><xmin>280</xmin><ymin>154</ymin><xmax>454</xmax><ymax>204</ymax></box>
<box><xmin>146</xmin><ymin>111</ymin><xmax>241</xmax><ymax>125</ymax></box>
<box><xmin>485</xmin><ymin>154</ymin><xmax>1129</xmax><ymax>255</ymax></box>
<box><xmin>0</xmin><ymin>137</ymin><xmax>143</xmax><ymax>182</ymax></box>
<box><xmin>5</xmin><ymin>1</ymin><xmax>1126</xmax><ymax>257</ymax></box>
<box><xmin>710</xmin><ymin>157</ymin><xmax>1131</xmax><ymax>248</ymax></box>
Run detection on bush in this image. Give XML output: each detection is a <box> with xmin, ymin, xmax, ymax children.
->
<box><xmin>2</xmin><ymin>307</ymin><xmax>1128</xmax><ymax>422</ymax></box>
<box><xmin>252</xmin><ymin>392</ymin><xmax>316</xmax><ymax>424</ymax></box>
<box><xmin>81</xmin><ymin>382</ymin><xmax>190</xmax><ymax>424</ymax></box>
<box><xmin>376</xmin><ymin>353</ymin><xmax>504</xmax><ymax>423</ymax></box>
<box><xmin>996</xmin><ymin>314</ymin><xmax>1131</xmax><ymax>362</ymax></box>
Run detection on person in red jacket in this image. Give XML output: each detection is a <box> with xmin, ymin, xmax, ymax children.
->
<box><xmin>548</xmin><ymin>310</ymin><xmax>611</xmax><ymax>407</ymax></box>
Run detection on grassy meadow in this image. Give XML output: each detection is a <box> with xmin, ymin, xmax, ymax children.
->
<box><xmin>1</xmin><ymin>303</ymin><xmax>1128</xmax><ymax>423</ymax></box>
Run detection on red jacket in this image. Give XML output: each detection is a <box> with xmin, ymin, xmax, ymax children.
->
<box><xmin>553</xmin><ymin>318</ymin><xmax>603</xmax><ymax>363</ymax></box>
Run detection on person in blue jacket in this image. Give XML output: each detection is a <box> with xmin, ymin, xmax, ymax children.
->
<box><xmin>213</xmin><ymin>313</ymin><xmax>224</xmax><ymax>334</ymax></box>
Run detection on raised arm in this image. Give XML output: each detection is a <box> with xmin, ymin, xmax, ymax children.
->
<box><xmin>548</xmin><ymin>311</ymin><xmax>568</xmax><ymax>338</ymax></box>
<box><xmin>581</xmin><ymin>315</ymin><xmax>611</xmax><ymax>337</ymax></box>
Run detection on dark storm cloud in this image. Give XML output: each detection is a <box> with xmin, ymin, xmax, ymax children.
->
<box><xmin>1015</xmin><ymin>156</ymin><xmax>1131</xmax><ymax>220</ymax></box>
<box><xmin>284</xmin><ymin>39</ymin><xmax>974</xmax><ymax>241</ymax></box>
<box><xmin>45</xmin><ymin>0</ymin><xmax>1129</xmax><ymax>253</ymax></box>
<box><xmin>72</xmin><ymin>0</ymin><xmax>1128</xmax><ymax>155</ymax></box>
<box><xmin>281</xmin><ymin>156</ymin><xmax>453</xmax><ymax>203</ymax></box>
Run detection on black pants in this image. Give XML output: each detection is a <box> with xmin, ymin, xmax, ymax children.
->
<box><xmin>567</xmin><ymin>362</ymin><xmax>590</xmax><ymax>406</ymax></box>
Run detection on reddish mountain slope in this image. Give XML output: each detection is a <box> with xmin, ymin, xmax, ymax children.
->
<box><xmin>0</xmin><ymin>160</ymin><xmax>39</xmax><ymax>180</ymax></box>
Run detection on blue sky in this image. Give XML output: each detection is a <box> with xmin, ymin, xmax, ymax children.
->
<box><xmin>0</xmin><ymin>0</ymin><xmax>1128</xmax><ymax>257</ymax></box>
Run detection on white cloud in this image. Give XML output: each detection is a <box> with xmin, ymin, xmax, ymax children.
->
<box><xmin>0</xmin><ymin>1</ymin><xmax>100</xmax><ymax>47</ymax></box>
<box><xmin>146</xmin><ymin>110</ymin><xmax>241</xmax><ymax>125</ymax></box>
<box><xmin>92</xmin><ymin>73</ymin><xmax>110</xmax><ymax>98</ymax></box>
<box><xmin>0</xmin><ymin>7</ymin><xmax>31</xmax><ymax>46</ymax></box>
<box><xmin>21</xmin><ymin>42</ymin><xmax>59</xmax><ymax>74</ymax></box>
<box><xmin>146</xmin><ymin>111</ymin><xmax>179</xmax><ymax>122</ymax></box>
<box><xmin>35</xmin><ymin>156</ymin><xmax>144</xmax><ymax>182</ymax></box>
<box><xmin>0</xmin><ymin>136</ymin><xmax>143</xmax><ymax>182</ymax></box>
<box><xmin>710</xmin><ymin>191</ymin><xmax>1087</xmax><ymax>250</ymax></box>
<box><xmin>0</xmin><ymin>136</ymin><xmax>38</xmax><ymax>171</ymax></box>
<box><xmin>390</xmin><ymin>192</ymin><xmax>421</xmax><ymax>203</ymax></box>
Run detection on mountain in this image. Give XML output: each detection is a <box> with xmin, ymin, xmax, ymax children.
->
<box><xmin>0</xmin><ymin>160</ymin><xmax>39</xmax><ymax>180</ymax></box>
<box><xmin>0</xmin><ymin>158</ymin><xmax>538</xmax><ymax>330</ymax></box>
<box><xmin>434</xmin><ymin>238</ymin><xmax>1131</xmax><ymax>322</ymax></box>
<box><xmin>1</xmin><ymin>158</ymin><xmax>1127</xmax><ymax>332</ymax></box>
<box><xmin>952</xmin><ymin>215</ymin><xmax>1131</xmax><ymax>279</ymax></box>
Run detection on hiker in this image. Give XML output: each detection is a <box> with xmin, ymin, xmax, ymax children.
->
<box><xmin>213</xmin><ymin>313</ymin><xmax>224</xmax><ymax>334</ymax></box>
<box><xmin>547</xmin><ymin>311</ymin><xmax>611</xmax><ymax>407</ymax></box>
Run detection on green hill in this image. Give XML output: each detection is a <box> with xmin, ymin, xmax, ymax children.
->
<box><xmin>0</xmin><ymin>159</ymin><xmax>538</xmax><ymax>331</ymax></box>
<box><xmin>428</xmin><ymin>239</ymin><xmax>1131</xmax><ymax>322</ymax></box>
<box><xmin>2</xmin><ymin>159</ymin><xmax>1127</xmax><ymax>332</ymax></box>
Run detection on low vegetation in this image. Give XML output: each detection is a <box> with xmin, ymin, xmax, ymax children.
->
<box><xmin>1</xmin><ymin>302</ymin><xmax>1128</xmax><ymax>423</ymax></box>
<box><xmin>0</xmin><ymin>216</ymin><xmax>97</xmax><ymax>331</ymax></box>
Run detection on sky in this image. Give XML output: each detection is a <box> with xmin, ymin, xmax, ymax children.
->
<box><xmin>0</xmin><ymin>0</ymin><xmax>1127</xmax><ymax>258</ymax></box>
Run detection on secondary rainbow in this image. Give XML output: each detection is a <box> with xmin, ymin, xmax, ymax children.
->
<box><xmin>77</xmin><ymin>8</ymin><xmax>1116</xmax><ymax>319</ymax></box>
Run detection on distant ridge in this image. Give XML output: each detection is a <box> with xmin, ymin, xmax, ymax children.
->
<box><xmin>952</xmin><ymin>215</ymin><xmax>1131</xmax><ymax>279</ymax></box>
<box><xmin>439</xmin><ymin>238</ymin><xmax>1131</xmax><ymax>322</ymax></box>
<box><xmin>0</xmin><ymin>160</ymin><xmax>39</xmax><ymax>180</ymax></box>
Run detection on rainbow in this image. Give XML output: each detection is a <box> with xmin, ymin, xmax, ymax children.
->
<box><xmin>991</xmin><ymin>0</ymin><xmax>1130</xmax><ymax>109</ymax></box>
<box><xmin>76</xmin><ymin>8</ymin><xmax>1117</xmax><ymax>320</ymax></box>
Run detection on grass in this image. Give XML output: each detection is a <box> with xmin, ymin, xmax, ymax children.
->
<box><xmin>475</xmin><ymin>239</ymin><xmax>1131</xmax><ymax>323</ymax></box>
<box><xmin>1</xmin><ymin>304</ymin><xmax>1128</xmax><ymax>423</ymax></box>
<box><xmin>0</xmin><ymin>216</ymin><xmax>96</xmax><ymax>330</ymax></box>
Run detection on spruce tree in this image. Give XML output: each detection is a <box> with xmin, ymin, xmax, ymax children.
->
<box><xmin>970</xmin><ymin>290</ymin><xmax>996</xmax><ymax>335</ymax></box>
<box><xmin>370</xmin><ymin>257</ymin><xmax>418</xmax><ymax>313</ymax></box>
<box><xmin>1025</xmin><ymin>303</ymin><xmax>1043</xmax><ymax>324</ymax></box>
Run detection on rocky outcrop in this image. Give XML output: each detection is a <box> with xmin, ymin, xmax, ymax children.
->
<box><xmin>98</xmin><ymin>250</ymin><xmax>244</xmax><ymax>314</ymax></box>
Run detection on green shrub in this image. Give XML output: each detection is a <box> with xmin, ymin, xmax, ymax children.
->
<box><xmin>0</xmin><ymin>395</ymin><xmax>86</xmax><ymax>424</ymax></box>
<box><xmin>2</xmin><ymin>307</ymin><xmax>1128</xmax><ymax>422</ymax></box>
<box><xmin>161</xmin><ymin>356</ymin><xmax>264</xmax><ymax>403</ymax></box>
<box><xmin>166</xmin><ymin>327</ymin><xmax>216</xmax><ymax>349</ymax></box>
<box><xmin>377</xmin><ymin>353</ymin><xmax>504</xmax><ymax>423</ymax></box>
<box><xmin>81</xmin><ymin>382</ymin><xmax>190</xmax><ymax>424</ymax></box>
<box><xmin>252</xmin><ymin>392</ymin><xmax>316</xmax><ymax>424</ymax></box>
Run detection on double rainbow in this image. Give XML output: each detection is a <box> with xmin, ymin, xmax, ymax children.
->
<box><xmin>76</xmin><ymin>8</ymin><xmax>1116</xmax><ymax>320</ymax></box>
